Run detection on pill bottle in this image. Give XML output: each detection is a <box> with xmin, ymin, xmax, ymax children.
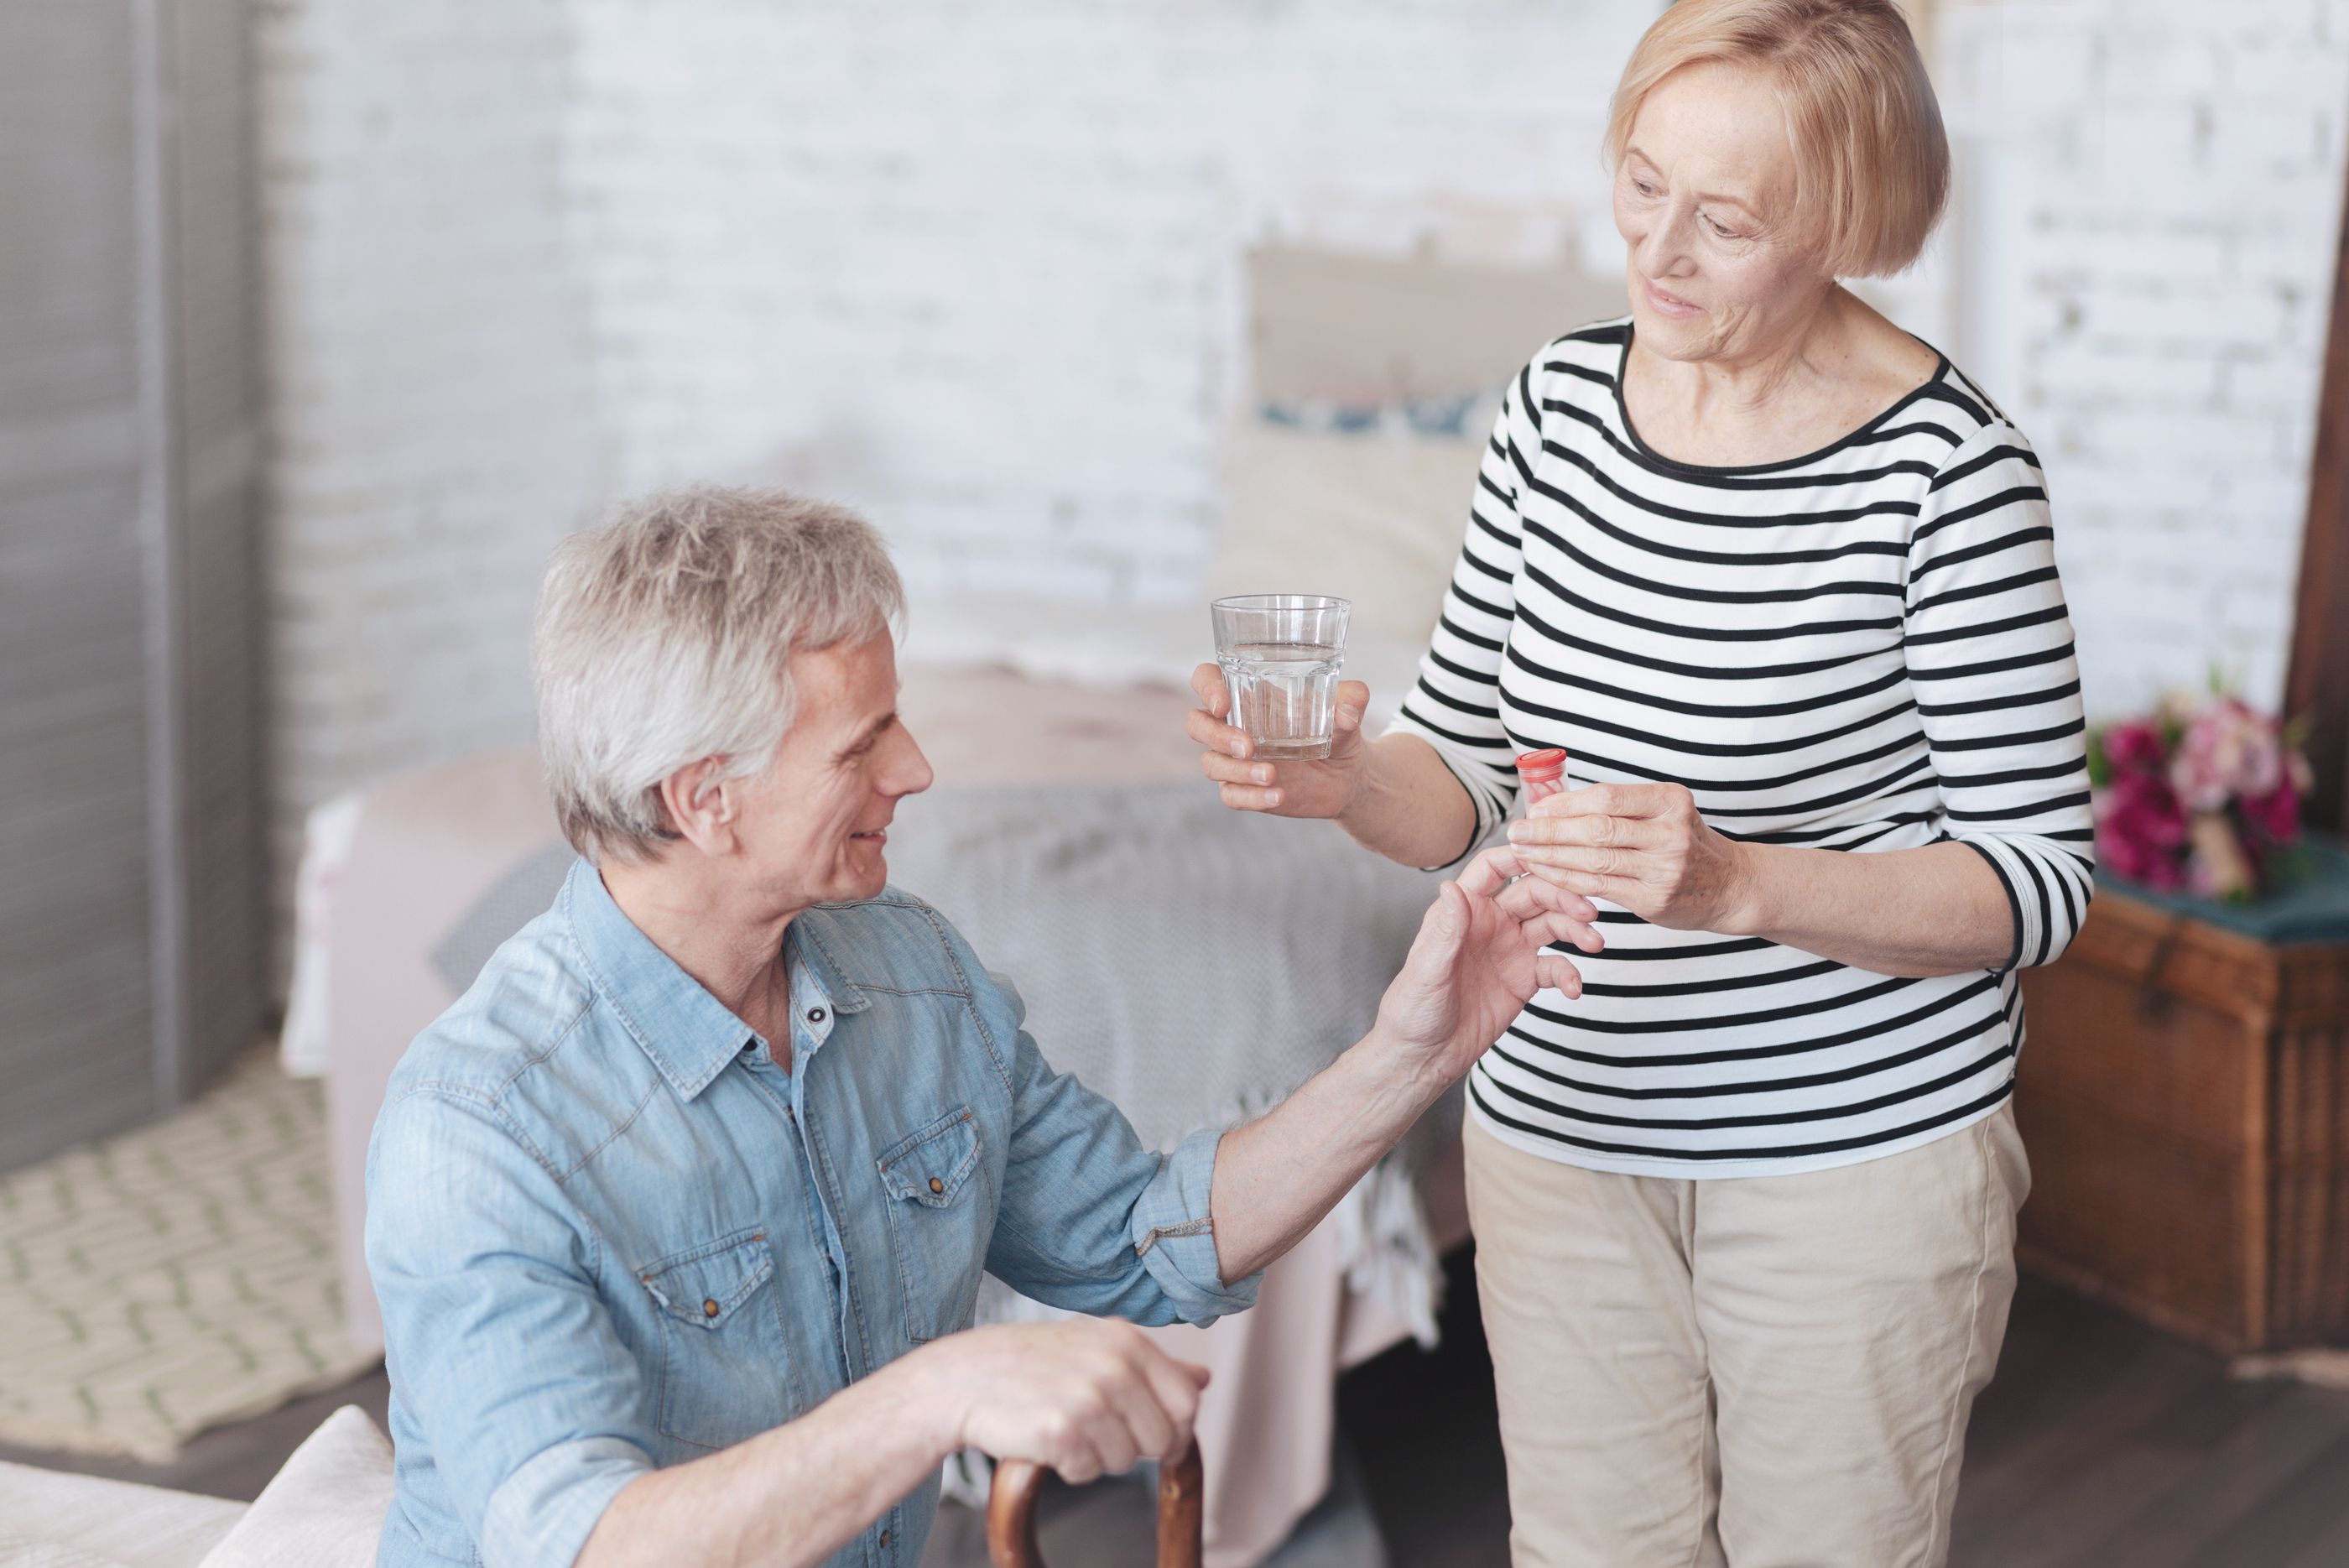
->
<box><xmin>1514</xmin><ymin>748</ymin><xmax>1567</xmax><ymax>803</ymax></box>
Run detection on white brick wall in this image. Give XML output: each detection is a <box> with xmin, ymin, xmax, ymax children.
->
<box><xmin>1937</xmin><ymin>0</ymin><xmax>2349</xmax><ymax>720</ymax></box>
<box><xmin>557</xmin><ymin>1</ymin><xmax>1660</xmax><ymax>606</ymax></box>
<box><xmin>257</xmin><ymin>0</ymin><xmax>605</xmax><ymax>971</ymax></box>
<box><xmin>258</xmin><ymin>0</ymin><xmax>2349</xmax><ymax>976</ymax></box>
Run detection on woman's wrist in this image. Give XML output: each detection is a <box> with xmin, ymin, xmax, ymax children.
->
<box><xmin>1328</xmin><ymin>740</ymin><xmax>1386</xmax><ymax>833</ymax></box>
<box><xmin>1715</xmin><ymin>839</ymin><xmax>1777</xmax><ymax>937</ymax></box>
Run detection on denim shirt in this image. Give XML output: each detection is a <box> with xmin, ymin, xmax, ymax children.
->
<box><xmin>366</xmin><ymin>859</ymin><xmax>1258</xmax><ymax>1568</ymax></box>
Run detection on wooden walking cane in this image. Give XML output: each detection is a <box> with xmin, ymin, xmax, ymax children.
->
<box><xmin>985</xmin><ymin>1440</ymin><xmax>1205</xmax><ymax>1568</ymax></box>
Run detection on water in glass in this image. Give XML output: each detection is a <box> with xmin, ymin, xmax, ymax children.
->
<box><xmin>1221</xmin><ymin>640</ymin><xmax>1343</xmax><ymax>760</ymax></box>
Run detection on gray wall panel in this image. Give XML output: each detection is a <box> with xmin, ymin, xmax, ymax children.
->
<box><xmin>0</xmin><ymin>0</ymin><xmax>157</xmax><ymax>1168</ymax></box>
<box><xmin>0</xmin><ymin>0</ymin><xmax>263</xmax><ymax>1168</ymax></box>
<box><xmin>169</xmin><ymin>0</ymin><xmax>268</xmax><ymax>1090</ymax></box>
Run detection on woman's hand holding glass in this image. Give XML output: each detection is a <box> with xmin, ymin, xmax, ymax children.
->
<box><xmin>1187</xmin><ymin>662</ymin><xmax>1372</xmax><ymax>819</ymax></box>
<box><xmin>1506</xmin><ymin>781</ymin><xmax>1760</xmax><ymax>934</ymax></box>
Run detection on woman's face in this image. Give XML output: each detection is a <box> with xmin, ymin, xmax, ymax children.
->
<box><xmin>1612</xmin><ymin>60</ymin><xmax>1834</xmax><ymax>367</ymax></box>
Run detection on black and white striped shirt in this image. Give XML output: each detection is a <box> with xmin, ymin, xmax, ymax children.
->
<box><xmin>1395</xmin><ymin>319</ymin><xmax>2094</xmax><ymax>1179</ymax></box>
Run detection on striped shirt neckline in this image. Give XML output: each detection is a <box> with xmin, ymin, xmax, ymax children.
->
<box><xmin>1608</xmin><ymin>323</ymin><xmax>1956</xmax><ymax>477</ymax></box>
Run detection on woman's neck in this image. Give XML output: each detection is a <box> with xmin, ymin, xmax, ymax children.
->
<box><xmin>1625</xmin><ymin>286</ymin><xmax>1916</xmax><ymax>466</ymax></box>
<box><xmin>1664</xmin><ymin>293</ymin><xmax>1841</xmax><ymax>406</ymax></box>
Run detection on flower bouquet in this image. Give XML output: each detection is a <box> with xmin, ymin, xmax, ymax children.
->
<box><xmin>2089</xmin><ymin>689</ymin><xmax>2314</xmax><ymax>902</ymax></box>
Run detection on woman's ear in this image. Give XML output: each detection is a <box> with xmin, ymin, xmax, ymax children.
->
<box><xmin>658</xmin><ymin>757</ymin><xmax>737</xmax><ymax>855</ymax></box>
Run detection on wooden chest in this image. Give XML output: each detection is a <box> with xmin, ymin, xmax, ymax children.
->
<box><xmin>2016</xmin><ymin>884</ymin><xmax>2349</xmax><ymax>1354</ymax></box>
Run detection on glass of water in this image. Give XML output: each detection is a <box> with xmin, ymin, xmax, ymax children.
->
<box><xmin>1210</xmin><ymin>594</ymin><xmax>1351</xmax><ymax>760</ymax></box>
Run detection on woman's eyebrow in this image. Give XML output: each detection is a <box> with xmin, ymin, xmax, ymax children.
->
<box><xmin>1623</xmin><ymin>147</ymin><xmax>1762</xmax><ymax>216</ymax></box>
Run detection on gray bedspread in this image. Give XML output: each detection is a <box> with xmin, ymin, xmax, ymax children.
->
<box><xmin>887</xmin><ymin>781</ymin><xmax>1442</xmax><ymax>1153</ymax></box>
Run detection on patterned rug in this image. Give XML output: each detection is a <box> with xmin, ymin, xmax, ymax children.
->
<box><xmin>0</xmin><ymin>1052</ymin><xmax>376</xmax><ymax>1462</ymax></box>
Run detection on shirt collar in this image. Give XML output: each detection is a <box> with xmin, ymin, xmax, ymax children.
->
<box><xmin>561</xmin><ymin>858</ymin><xmax>864</xmax><ymax>1102</ymax></box>
<box><xmin>787</xmin><ymin>907</ymin><xmax>872</xmax><ymax>1020</ymax></box>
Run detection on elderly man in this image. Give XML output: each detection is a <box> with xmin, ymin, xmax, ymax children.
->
<box><xmin>366</xmin><ymin>486</ymin><xmax>1602</xmax><ymax>1568</ymax></box>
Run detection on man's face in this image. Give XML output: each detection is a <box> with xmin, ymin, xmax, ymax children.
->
<box><xmin>725</xmin><ymin>637</ymin><xmax>933</xmax><ymax>909</ymax></box>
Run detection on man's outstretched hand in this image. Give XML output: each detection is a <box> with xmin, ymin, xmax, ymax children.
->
<box><xmin>1203</xmin><ymin>845</ymin><xmax>1605</xmax><ymax>1287</ymax></box>
<box><xmin>1372</xmin><ymin>846</ymin><xmax>1603</xmax><ymax>1088</ymax></box>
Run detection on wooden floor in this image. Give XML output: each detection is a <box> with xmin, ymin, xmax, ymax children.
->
<box><xmin>8</xmin><ymin>1258</ymin><xmax>2347</xmax><ymax>1566</ymax></box>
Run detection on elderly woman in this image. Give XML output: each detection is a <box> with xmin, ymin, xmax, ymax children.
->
<box><xmin>364</xmin><ymin>486</ymin><xmax>1601</xmax><ymax>1568</ymax></box>
<box><xmin>1189</xmin><ymin>2</ymin><xmax>2091</xmax><ymax>1563</ymax></box>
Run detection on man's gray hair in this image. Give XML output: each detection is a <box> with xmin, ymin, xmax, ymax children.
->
<box><xmin>532</xmin><ymin>484</ymin><xmax>904</xmax><ymax>864</ymax></box>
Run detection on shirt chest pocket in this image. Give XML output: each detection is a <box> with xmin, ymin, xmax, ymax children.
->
<box><xmin>876</xmin><ymin>1107</ymin><xmax>991</xmax><ymax>1344</ymax></box>
<box><xmin>638</xmin><ymin>1227</ymin><xmax>802</xmax><ymax>1451</ymax></box>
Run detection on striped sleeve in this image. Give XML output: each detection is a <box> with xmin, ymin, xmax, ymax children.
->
<box><xmin>1905</xmin><ymin>421</ymin><xmax>2096</xmax><ymax>970</ymax></box>
<box><xmin>1388</xmin><ymin>354</ymin><xmax>1539</xmax><ymax>867</ymax></box>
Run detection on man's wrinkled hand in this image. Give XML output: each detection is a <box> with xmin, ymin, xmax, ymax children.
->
<box><xmin>1372</xmin><ymin>845</ymin><xmax>1605</xmax><ymax>1087</ymax></box>
<box><xmin>921</xmin><ymin>1319</ymin><xmax>1209</xmax><ymax>1485</ymax></box>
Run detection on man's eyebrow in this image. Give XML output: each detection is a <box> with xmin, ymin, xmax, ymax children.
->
<box><xmin>837</xmin><ymin>711</ymin><xmax>898</xmax><ymax>757</ymax></box>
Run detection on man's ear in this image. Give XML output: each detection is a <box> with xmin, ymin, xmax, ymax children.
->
<box><xmin>658</xmin><ymin>757</ymin><xmax>737</xmax><ymax>855</ymax></box>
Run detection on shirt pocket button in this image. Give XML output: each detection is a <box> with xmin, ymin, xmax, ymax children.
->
<box><xmin>876</xmin><ymin>1107</ymin><xmax>987</xmax><ymax>1344</ymax></box>
<box><xmin>637</xmin><ymin>1227</ymin><xmax>794</xmax><ymax>1451</ymax></box>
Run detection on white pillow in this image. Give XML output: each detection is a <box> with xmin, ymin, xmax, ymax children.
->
<box><xmin>195</xmin><ymin>1407</ymin><xmax>393</xmax><ymax>1568</ymax></box>
<box><xmin>1208</xmin><ymin>419</ymin><xmax>1483</xmax><ymax>662</ymax></box>
<box><xmin>0</xmin><ymin>1461</ymin><xmax>245</xmax><ymax>1568</ymax></box>
<box><xmin>0</xmin><ymin>1534</ymin><xmax>145</xmax><ymax>1568</ymax></box>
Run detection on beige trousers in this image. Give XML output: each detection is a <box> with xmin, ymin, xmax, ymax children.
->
<box><xmin>1463</xmin><ymin>1106</ymin><xmax>2029</xmax><ymax>1568</ymax></box>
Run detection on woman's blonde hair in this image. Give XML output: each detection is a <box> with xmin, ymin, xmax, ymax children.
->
<box><xmin>1604</xmin><ymin>0</ymin><xmax>1949</xmax><ymax>279</ymax></box>
<box><xmin>532</xmin><ymin>484</ymin><xmax>904</xmax><ymax>865</ymax></box>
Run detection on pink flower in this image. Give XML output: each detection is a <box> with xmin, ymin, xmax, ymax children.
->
<box><xmin>2170</xmin><ymin>696</ymin><xmax>2284</xmax><ymax>812</ymax></box>
<box><xmin>2101</xmin><ymin>721</ymin><xmax>2168</xmax><ymax>774</ymax></box>
<box><xmin>2096</xmin><ymin>770</ymin><xmax>2189</xmax><ymax>890</ymax></box>
<box><xmin>2091</xmin><ymin>691</ymin><xmax>2310</xmax><ymax>897</ymax></box>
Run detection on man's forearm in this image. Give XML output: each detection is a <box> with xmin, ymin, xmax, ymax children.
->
<box><xmin>1206</xmin><ymin>1030</ymin><xmax>1443</xmax><ymax>1284</ymax></box>
<box><xmin>576</xmin><ymin>1352</ymin><xmax>948</xmax><ymax>1568</ymax></box>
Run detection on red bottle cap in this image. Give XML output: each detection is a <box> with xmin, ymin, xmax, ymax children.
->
<box><xmin>1513</xmin><ymin>748</ymin><xmax>1567</xmax><ymax>783</ymax></box>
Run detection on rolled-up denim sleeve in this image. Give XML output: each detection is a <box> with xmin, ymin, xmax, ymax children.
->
<box><xmin>977</xmin><ymin>977</ymin><xmax>1262</xmax><ymax>1326</ymax></box>
<box><xmin>367</xmin><ymin>1085</ymin><xmax>654</xmax><ymax>1566</ymax></box>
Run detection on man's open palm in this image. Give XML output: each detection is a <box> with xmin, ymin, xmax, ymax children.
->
<box><xmin>1375</xmin><ymin>846</ymin><xmax>1604</xmax><ymax>1084</ymax></box>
